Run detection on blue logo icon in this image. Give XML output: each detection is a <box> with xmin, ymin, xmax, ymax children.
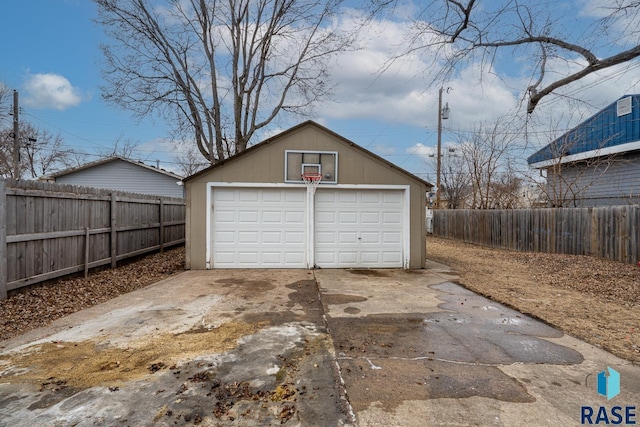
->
<box><xmin>597</xmin><ymin>367</ymin><xmax>620</xmax><ymax>400</ymax></box>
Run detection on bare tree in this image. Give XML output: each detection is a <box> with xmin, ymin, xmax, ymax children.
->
<box><xmin>530</xmin><ymin>132</ymin><xmax>618</xmax><ymax>207</ymax></box>
<box><xmin>0</xmin><ymin>83</ymin><xmax>10</xmax><ymax>127</ymax></box>
<box><xmin>94</xmin><ymin>0</ymin><xmax>354</xmax><ymax>164</ymax></box>
<box><xmin>428</xmin><ymin>149</ymin><xmax>470</xmax><ymax>208</ymax></box>
<box><xmin>455</xmin><ymin>120</ymin><xmax>522</xmax><ymax>209</ymax></box>
<box><xmin>175</xmin><ymin>141</ymin><xmax>210</xmax><ymax>177</ymax></box>
<box><xmin>99</xmin><ymin>136</ymin><xmax>140</xmax><ymax>159</ymax></box>
<box><xmin>372</xmin><ymin>1</ymin><xmax>640</xmax><ymax>113</ymax></box>
<box><xmin>22</xmin><ymin>126</ymin><xmax>70</xmax><ymax>179</ymax></box>
<box><xmin>0</xmin><ymin>123</ymin><xmax>70</xmax><ymax>179</ymax></box>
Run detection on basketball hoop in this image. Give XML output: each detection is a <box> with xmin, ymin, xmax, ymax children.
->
<box><xmin>302</xmin><ymin>172</ymin><xmax>323</xmax><ymax>192</ymax></box>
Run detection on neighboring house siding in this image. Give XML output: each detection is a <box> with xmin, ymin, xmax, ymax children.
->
<box><xmin>528</xmin><ymin>95</ymin><xmax>640</xmax><ymax>165</ymax></box>
<box><xmin>55</xmin><ymin>160</ymin><xmax>184</xmax><ymax>198</ymax></box>
<box><xmin>546</xmin><ymin>152</ymin><xmax>640</xmax><ymax>207</ymax></box>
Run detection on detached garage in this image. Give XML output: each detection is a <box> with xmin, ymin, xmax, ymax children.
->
<box><xmin>184</xmin><ymin>121</ymin><xmax>431</xmax><ymax>269</ymax></box>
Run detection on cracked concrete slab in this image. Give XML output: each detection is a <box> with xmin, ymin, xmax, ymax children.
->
<box><xmin>0</xmin><ymin>270</ymin><xmax>352</xmax><ymax>427</ymax></box>
<box><xmin>315</xmin><ymin>267</ymin><xmax>640</xmax><ymax>427</ymax></box>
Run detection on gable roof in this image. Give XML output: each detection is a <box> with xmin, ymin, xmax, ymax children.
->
<box><xmin>528</xmin><ymin>94</ymin><xmax>640</xmax><ymax>168</ymax></box>
<box><xmin>47</xmin><ymin>156</ymin><xmax>183</xmax><ymax>180</ymax></box>
<box><xmin>184</xmin><ymin>120</ymin><xmax>432</xmax><ymax>187</ymax></box>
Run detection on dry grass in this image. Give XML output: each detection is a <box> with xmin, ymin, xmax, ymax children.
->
<box><xmin>427</xmin><ymin>236</ymin><xmax>640</xmax><ymax>363</ymax></box>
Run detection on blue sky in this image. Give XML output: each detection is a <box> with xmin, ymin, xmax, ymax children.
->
<box><xmin>1</xmin><ymin>0</ymin><xmax>639</xmax><ymax>181</ymax></box>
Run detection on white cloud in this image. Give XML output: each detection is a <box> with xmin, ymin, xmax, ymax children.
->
<box><xmin>407</xmin><ymin>142</ymin><xmax>434</xmax><ymax>159</ymax></box>
<box><xmin>318</xmin><ymin>14</ymin><xmax>521</xmax><ymax>130</ymax></box>
<box><xmin>23</xmin><ymin>73</ymin><xmax>83</xmax><ymax>110</ymax></box>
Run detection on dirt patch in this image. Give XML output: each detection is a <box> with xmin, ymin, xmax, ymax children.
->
<box><xmin>0</xmin><ymin>321</ymin><xmax>264</xmax><ymax>388</ymax></box>
<box><xmin>426</xmin><ymin>236</ymin><xmax>640</xmax><ymax>363</ymax></box>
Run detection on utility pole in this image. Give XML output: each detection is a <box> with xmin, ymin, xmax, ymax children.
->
<box><xmin>435</xmin><ymin>87</ymin><xmax>450</xmax><ymax>209</ymax></box>
<box><xmin>12</xmin><ymin>90</ymin><xmax>19</xmax><ymax>179</ymax></box>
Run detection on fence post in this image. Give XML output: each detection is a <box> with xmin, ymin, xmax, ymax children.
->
<box><xmin>84</xmin><ymin>227</ymin><xmax>90</xmax><ymax>278</ymax></box>
<box><xmin>159</xmin><ymin>199</ymin><xmax>164</xmax><ymax>253</ymax></box>
<box><xmin>0</xmin><ymin>180</ymin><xmax>6</xmax><ymax>300</ymax></box>
<box><xmin>111</xmin><ymin>193</ymin><xmax>117</xmax><ymax>268</ymax></box>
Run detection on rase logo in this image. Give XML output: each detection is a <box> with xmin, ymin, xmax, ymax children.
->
<box><xmin>581</xmin><ymin>367</ymin><xmax>636</xmax><ymax>425</ymax></box>
<box><xmin>598</xmin><ymin>367</ymin><xmax>621</xmax><ymax>400</ymax></box>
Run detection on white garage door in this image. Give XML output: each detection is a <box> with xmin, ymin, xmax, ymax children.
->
<box><xmin>211</xmin><ymin>188</ymin><xmax>307</xmax><ymax>268</ymax></box>
<box><xmin>314</xmin><ymin>189</ymin><xmax>404</xmax><ymax>268</ymax></box>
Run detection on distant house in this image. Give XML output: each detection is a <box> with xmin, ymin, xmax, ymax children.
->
<box><xmin>45</xmin><ymin>156</ymin><xmax>184</xmax><ymax>198</ymax></box>
<box><xmin>527</xmin><ymin>95</ymin><xmax>640</xmax><ymax>207</ymax></box>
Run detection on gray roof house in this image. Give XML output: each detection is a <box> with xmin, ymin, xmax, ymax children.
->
<box><xmin>45</xmin><ymin>156</ymin><xmax>185</xmax><ymax>198</ymax></box>
<box><xmin>527</xmin><ymin>94</ymin><xmax>640</xmax><ymax>207</ymax></box>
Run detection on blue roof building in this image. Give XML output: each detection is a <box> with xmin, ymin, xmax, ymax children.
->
<box><xmin>527</xmin><ymin>95</ymin><xmax>640</xmax><ymax>207</ymax></box>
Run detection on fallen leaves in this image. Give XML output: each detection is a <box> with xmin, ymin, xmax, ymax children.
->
<box><xmin>0</xmin><ymin>247</ymin><xmax>185</xmax><ymax>342</ymax></box>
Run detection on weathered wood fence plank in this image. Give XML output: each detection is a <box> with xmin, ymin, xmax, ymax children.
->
<box><xmin>432</xmin><ymin>206</ymin><xmax>640</xmax><ymax>265</ymax></box>
<box><xmin>0</xmin><ymin>180</ymin><xmax>7</xmax><ymax>300</ymax></box>
<box><xmin>0</xmin><ymin>179</ymin><xmax>185</xmax><ymax>299</ymax></box>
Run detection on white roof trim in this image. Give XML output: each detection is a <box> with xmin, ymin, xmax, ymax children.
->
<box><xmin>530</xmin><ymin>139</ymin><xmax>640</xmax><ymax>169</ymax></box>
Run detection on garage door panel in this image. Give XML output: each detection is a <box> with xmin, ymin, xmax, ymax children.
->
<box><xmin>384</xmin><ymin>192</ymin><xmax>403</xmax><ymax>203</ymax></box>
<box><xmin>316</xmin><ymin>211</ymin><xmax>335</xmax><ymax>223</ymax></box>
<box><xmin>239</xmin><ymin>190</ymin><xmax>259</xmax><ymax>202</ymax></box>
<box><xmin>338</xmin><ymin>192</ymin><xmax>357</xmax><ymax>203</ymax></box>
<box><xmin>315</xmin><ymin>189</ymin><xmax>404</xmax><ymax>268</ymax></box>
<box><xmin>263</xmin><ymin>231</ymin><xmax>282</xmax><ymax>244</ymax></box>
<box><xmin>285</xmin><ymin>231</ymin><xmax>305</xmax><ymax>244</ymax></box>
<box><xmin>314</xmin><ymin>252</ymin><xmax>335</xmax><ymax>264</ymax></box>
<box><xmin>383</xmin><ymin>252</ymin><xmax>402</xmax><ymax>263</ymax></box>
<box><xmin>361</xmin><ymin>212</ymin><xmax>380</xmax><ymax>224</ymax></box>
<box><xmin>211</xmin><ymin>188</ymin><xmax>306</xmax><ymax>268</ymax></box>
<box><xmin>361</xmin><ymin>192</ymin><xmax>381</xmax><ymax>203</ymax></box>
<box><xmin>338</xmin><ymin>252</ymin><xmax>357</xmax><ymax>263</ymax></box>
<box><xmin>211</xmin><ymin>187</ymin><xmax>405</xmax><ymax>269</ymax></box>
<box><xmin>215</xmin><ymin>211</ymin><xmax>235</xmax><ymax>223</ymax></box>
<box><xmin>383</xmin><ymin>212</ymin><xmax>402</xmax><ymax>223</ymax></box>
<box><xmin>262</xmin><ymin>190</ymin><xmax>283</xmax><ymax>203</ymax></box>
<box><xmin>360</xmin><ymin>232</ymin><xmax>380</xmax><ymax>243</ymax></box>
<box><xmin>285</xmin><ymin>211</ymin><xmax>305</xmax><ymax>223</ymax></box>
<box><xmin>262</xmin><ymin>211</ymin><xmax>283</xmax><ymax>223</ymax></box>
<box><xmin>383</xmin><ymin>231</ymin><xmax>402</xmax><ymax>244</ymax></box>
<box><xmin>339</xmin><ymin>232</ymin><xmax>358</xmax><ymax>243</ymax></box>
<box><xmin>339</xmin><ymin>212</ymin><xmax>357</xmax><ymax>223</ymax></box>
<box><xmin>316</xmin><ymin>231</ymin><xmax>336</xmax><ymax>244</ymax></box>
<box><xmin>286</xmin><ymin>191</ymin><xmax>306</xmax><ymax>203</ymax></box>
<box><xmin>361</xmin><ymin>252</ymin><xmax>381</xmax><ymax>263</ymax></box>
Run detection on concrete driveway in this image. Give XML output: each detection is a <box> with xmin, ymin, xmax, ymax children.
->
<box><xmin>316</xmin><ymin>262</ymin><xmax>640</xmax><ymax>426</ymax></box>
<box><xmin>0</xmin><ymin>270</ymin><xmax>350</xmax><ymax>426</ymax></box>
<box><xmin>1</xmin><ymin>263</ymin><xmax>639</xmax><ymax>426</ymax></box>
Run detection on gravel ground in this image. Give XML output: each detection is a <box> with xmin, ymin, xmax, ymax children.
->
<box><xmin>0</xmin><ymin>247</ymin><xmax>185</xmax><ymax>342</ymax></box>
<box><xmin>427</xmin><ymin>236</ymin><xmax>640</xmax><ymax>364</ymax></box>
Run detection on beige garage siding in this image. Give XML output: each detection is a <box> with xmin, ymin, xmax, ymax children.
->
<box><xmin>185</xmin><ymin>122</ymin><xmax>428</xmax><ymax>269</ymax></box>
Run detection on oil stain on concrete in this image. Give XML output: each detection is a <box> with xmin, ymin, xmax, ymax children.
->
<box><xmin>316</xmin><ymin>270</ymin><xmax>585</xmax><ymax>417</ymax></box>
<box><xmin>0</xmin><ymin>271</ymin><xmax>352</xmax><ymax>427</ymax></box>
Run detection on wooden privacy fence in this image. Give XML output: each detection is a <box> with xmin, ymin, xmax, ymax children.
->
<box><xmin>432</xmin><ymin>206</ymin><xmax>640</xmax><ymax>265</ymax></box>
<box><xmin>0</xmin><ymin>179</ymin><xmax>186</xmax><ymax>300</ymax></box>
